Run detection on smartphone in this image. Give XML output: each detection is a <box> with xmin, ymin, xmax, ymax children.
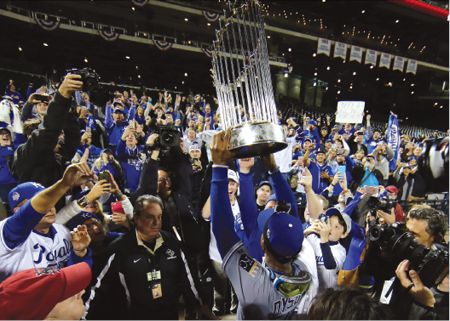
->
<box><xmin>337</xmin><ymin>165</ymin><xmax>346</xmax><ymax>180</ymax></box>
<box><xmin>98</xmin><ymin>171</ymin><xmax>112</xmax><ymax>184</ymax></box>
<box><xmin>111</xmin><ymin>201</ymin><xmax>125</xmax><ymax>214</ymax></box>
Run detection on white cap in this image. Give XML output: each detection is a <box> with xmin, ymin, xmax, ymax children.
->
<box><xmin>228</xmin><ymin>169</ymin><xmax>239</xmax><ymax>183</ymax></box>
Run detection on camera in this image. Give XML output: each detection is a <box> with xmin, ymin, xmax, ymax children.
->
<box><xmin>66</xmin><ymin>68</ymin><xmax>100</xmax><ymax>92</ymax></box>
<box><xmin>319</xmin><ymin>213</ymin><xmax>328</xmax><ymax>223</ymax></box>
<box><xmin>155</xmin><ymin>125</ymin><xmax>181</xmax><ymax>149</ymax></box>
<box><xmin>368</xmin><ymin>222</ymin><xmax>448</xmax><ymax>287</ymax></box>
<box><xmin>366</xmin><ymin>196</ymin><xmax>397</xmax><ymax>216</ymax></box>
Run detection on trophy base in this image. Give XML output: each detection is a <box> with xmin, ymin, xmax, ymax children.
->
<box><xmin>229</xmin><ymin>122</ymin><xmax>287</xmax><ymax>158</ymax></box>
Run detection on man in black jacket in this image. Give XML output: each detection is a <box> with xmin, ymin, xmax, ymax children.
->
<box><xmin>13</xmin><ymin>74</ymin><xmax>83</xmax><ymax>188</ymax></box>
<box><xmin>84</xmin><ymin>195</ymin><xmax>203</xmax><ymax>320</ymax></box>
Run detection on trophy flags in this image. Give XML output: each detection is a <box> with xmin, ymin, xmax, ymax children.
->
<box><xmin>386</xmin><ymin>112</ymin><xmax>400</xmax><ymax>172</ymax></box>
<box><xmin>210</xmin><ymin>0</ymin><xmax>286</xmax><ymax>158</ymax></box>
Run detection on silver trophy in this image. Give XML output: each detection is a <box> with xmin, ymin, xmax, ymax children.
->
<box><xmin>211</xmin><ymin>0</ymin><xmax>286</xmax><ymax>158</ymax></box>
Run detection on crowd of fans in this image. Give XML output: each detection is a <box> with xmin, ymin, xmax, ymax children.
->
<box><xmin>0</xmin><ymin>74</ymin><xmax>448</xmax><ymax>320</ymax></box>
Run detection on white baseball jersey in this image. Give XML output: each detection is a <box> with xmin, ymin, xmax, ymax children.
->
<box><xmin>306</xmin><ymin>233</ymin><xmax>346</xmax><ymax>291</ymax></box>
<box><xmin>209</xmin><ymin>201</ymin><xmax>241</xmax><ymax>264</ymax></box>
<box><xmin>0</xmin><ymin>204</ymin><xmax>71</xmax><ymax>282</ymax></box>
<box><xmin>223</xmin><ymin>241</ymin><xmax>317</xmax><ymax>320</ymax></box>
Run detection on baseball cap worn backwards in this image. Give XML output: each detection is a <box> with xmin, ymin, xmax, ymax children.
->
<box><xmin>0</xmin><ymin>262</ymin><xmax>92</xmax><ymax>320</ymax></box>
<box><xmin>8</xmin><ymin>182</ymin><xmax>45</xmax><ymax>209</ymax></box>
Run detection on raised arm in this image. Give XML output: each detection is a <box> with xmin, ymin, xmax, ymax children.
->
<box><xmin>210</xmin><ymin>130</ymin><xmax>240</xmax><ymax>258</ymax></box>
<box><xmin>238</xmin><ymin>158</ymin><xmax>259</xmax><ymax>239</ymax></box>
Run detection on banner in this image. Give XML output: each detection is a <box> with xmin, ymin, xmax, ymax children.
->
<box><xmin>131</xmin><ymin>0</ymin><xmax>148</xmax><ymax>6</ymax></box>
<box><xmin>379</xmin><ymin>52</ymin><xmax>392</xmax><ymax>69</ymax></box>
<box><xmin>317</xmin><ymin>38</ymin><xmax>331</xmax><ymax>56</ymax></box>
<box><xmin>33</xmin><ymin>12</ymin><xmax>61</xmax><ymax>31</ymax></box>
<box><xmin>333</xmin><ymin>42</ymin><xmax>347</xmax><ymax>60</ymax></box>
<box><xmin>406</xmin><ymin>59</ymin><xmax>418</xmax><ymax>74</ymax></box>
<box><xmin>349</xmin><ymin>46</ymin><xmax>363</xmax><ymax>63</ymax></box>
<box><xmin>335</xmin><ymin>101</ymin><xmax>365</xmax><ymax>124</ymax></box>
<box><xmin>393</xmin><ymin>56</ymin><xmax>406</xmax><ymax>72</ymax></box>
<box><xmin>386</xmin><ymin>112</ymin><xmax>400</xmax><ymax>172</ymax></box>
<box><xmin>151</xmin><ymin>35</ymin><xmax>174</xmax><ymax>51</ymax></box>
<box><xmin>365</xmin><ymin>49</ymin><xmax>378</xmax><ymax>65</ymax></box>
<box><xmin>202</xmin><ymin>10</ymin><xmax>220</xmax><ymax>22</ymax></box>
<box><xmin>98</xmin><ymin>24</ymin><xmax>123</xmax><ymax>41</ymax></box>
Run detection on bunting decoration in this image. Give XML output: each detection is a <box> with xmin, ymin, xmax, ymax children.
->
<box><xmin>200</xmin><ymin>43</ymin><xmax>213</xmax><ymax>57</ymax></box>
<box><xmin>317</xmin><ymin>38</ymin><xmax>331</xmax><ymax>56</ymax></box>
<box><xmin>152</xmin><ymin>35</ymin><xmax>174</xmax><ymax>51</ymax></box>
<box><xmin>202</xmin><ymin>10</ymin><xmax>220</xmax><ymax>22</ymax></box>
<box><xmin>333</xmin><ymin>42</ymin><xmax>347</xmax><ymax>60</ymax></box>
<box><xmin>393</xmin><ymin>56</ymin><xmax>406</xmax><ymax>72</ymax></box>
<box><xmin>349</xmin><ymin>45</ymin><xmax>363</xmax><ymax>63</ymax></box>
<box><xmin>131</xmin><ymin>0</ymin><xmax>148</xmax><ymax>7</ymax></box>
<box><xmin>364</xmin><ymin>49</ymin><xmax>378</xmax><ymax>65</ymax></box>
<box><xmin>33</xmin><ymin>12</ymin><xmax>61</xmax><ymax>31</ymax></box>
<box><xmin>98</xmin><ymin>24</ymin><xmax>125</xmax><ymax>42</ymax></box>
<box><xmin>379</xmin><ymin>52</ymin><xmax>392</xmax><ymax>69</ymax></box>
<box><xmin>406</xmin><ymin>59</ymin><xmax>418</xmax><ymax>74</ymax></box>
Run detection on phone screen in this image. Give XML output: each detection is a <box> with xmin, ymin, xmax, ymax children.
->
<box><xmin>338</xmin><ymin>165</ymin><xmax>346</xmax><ymax>177</ymax></box>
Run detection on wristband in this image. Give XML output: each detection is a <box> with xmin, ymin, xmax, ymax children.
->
<box><xmin>406</xmin><ymin>283</ymin><xmax>415</xmax><ymax>292</ymax></box>
<box><xmin>115</xmin><ymin>192</ymin><xmax>124</xmax><ymax>199</ymax></box>
<box><xmin>77</xmin><ymin>195</ymin><xmax>89</xmax><ymax>208</ymax></box>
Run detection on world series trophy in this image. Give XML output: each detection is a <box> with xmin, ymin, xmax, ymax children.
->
<box><xmin>211</xmin><ymin>0</ymin><xmax>287</xmax><ymax>158</ymax></box>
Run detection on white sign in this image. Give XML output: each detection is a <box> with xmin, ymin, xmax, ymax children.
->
<box><xmin>335</xmin><ymin>101</ymin><xmax>365</xmax><ymax>124</ymax></box>
<box><xmin>393</xmin><ymin>56</ymin><xmax>405</xmax><ymax>72</ymax></box>
<box><xmin>406</xmin><ymin>59</ymin><xmax>418</xmax><ymax>74</ymax></box>
<box><xmin>317</xmin><ymin>38</ymin><xmax>331</xmax><ymax>56</ymax></box>
<box><xmin>350</xmin><ymin>46</ymin><xmax>363</xmax><ymax>63</ymax></box>
<box><xmin>333</xmin><ymin>42</ymin><xmax>347</xmax><ymax>60</ymax></box>
<box><xmin>379</xmin><ymin>53</ymin><xmax>392</xmax><ymax>69</ymax></box>
<box><xmin>365</xmin><ymin>49</ymin><xmax>378</xmax><ymax>65</ymax></box>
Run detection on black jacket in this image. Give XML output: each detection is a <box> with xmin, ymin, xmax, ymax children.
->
<box><xmin>13</xmin><ymin>92</ymin><xmax>80</xmax><ymax>187</ymax></box>
<box><xmin>85</xmin><ymin>229</ymin><xmax>200</xmax><ymax>320</ymax></box>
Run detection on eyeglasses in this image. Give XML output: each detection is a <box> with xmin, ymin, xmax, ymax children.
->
<box><xmin>271</xmin><ymin>270</ymin><xmax>311</xmax><ymax>298</ymax></box>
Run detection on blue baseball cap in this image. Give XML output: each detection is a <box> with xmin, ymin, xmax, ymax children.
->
<box><xmin>8</xmin><ymin>182</ymin><xmax>45</xmax><ymax>209</ymax></box>
<box><xmin>66</xmin><ymin>212</ymin><xmax>103</xmax><ymax>231</ymax></box>
<box><xmin>113</xmin><ymin>108</ymin><xmax>125</xmax><ymax>115</ymax></box>
<box><xmin>262</xmin><ymin>212</ymin><xmax>304</xmax><ymax>260</ymax></box>
<box><xmin>308</xmin><ymin>120</ymin><xmax>317</xmax><ymax>126</ymax></box>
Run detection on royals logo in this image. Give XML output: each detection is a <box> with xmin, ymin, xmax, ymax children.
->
<box><xmin>165</xmin><ymin>249</ymin><xmax>177</xmax><ymax>260</ymax></box>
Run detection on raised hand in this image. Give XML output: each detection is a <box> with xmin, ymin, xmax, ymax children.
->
<box><xmin>61</xmin><ymin>162</ymin><xmax>94</xmax><ymax>189</ymax></box>
<box><xmin>211</xmin><ymin>129</ymin><xmax>235</xmax><ymax>166</ymax></box>
<box><xmin>239</xmin><ymin>158</ymin><xmax>255</xmax><ymax>174</ymax></box>
<box><xmin>262</xmin><ymin>153</ymin><xmax>277</xmax><ymax>172</ymax></box>
<box><xmin>71</xmin><ymin>224</ymin><xmax>91</xmax><ymax>257</ymax></box>
<box><xmin>58</xmin><ymin>74</ymin><xmax>83</xmax><ymax>99</ymax></box>
<box><xmin>86</xmin><ymin>179</ymin><xmax>111</xmax><ymax>203</ymax></box>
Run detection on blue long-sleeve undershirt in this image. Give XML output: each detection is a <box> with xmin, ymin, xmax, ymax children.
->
<box><xmin>320</xmin><ymin>241</ymin><xmax>337</xmax><ymax>269</ymax></box>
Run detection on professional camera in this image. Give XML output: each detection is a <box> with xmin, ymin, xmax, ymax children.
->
<box><xmin>154</xmin><ymin>125</ymin><xmax>181</xmax><ymax>149</ymax></box>
<box><xmin>366</xmin><ymin>196</ymin><xmax>397</xmax><ymax>216</ymax></box>
<box><xmin>66</xmin><ymin>68</ymin><xmax>100</xmax><ymax>92</ymax></box>
<box><xmin>367</xmin><ymin>222</ymin><xmax>449</xmax><ymax>287</ymax></box>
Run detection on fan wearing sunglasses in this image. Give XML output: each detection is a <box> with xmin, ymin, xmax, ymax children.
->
<box><xmin>210</xmin><ymin>130</ymin><xmax>316</xmax><ymax>320</ymax></box>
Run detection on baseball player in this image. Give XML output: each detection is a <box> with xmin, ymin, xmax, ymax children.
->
<box><xmin>0</xmin><ymin>163</ymin><xmax>93</xmax><ymax>281</ymax></box>
<box><xmin>210</xmin><ymin>130</ymin><xmax>317</xmax><ymax>319</ymax></box>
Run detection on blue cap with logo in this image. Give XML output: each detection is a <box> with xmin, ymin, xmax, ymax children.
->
<box><xmin>8</xmin><ymin>182</ymin><xmax>45</xmax><ymax>209</ymax></box>
<box><xmin>262</xmin><ymin>212</ymin><xmax>304</xmax><ymax>260</ymax></box>
<box><xmin>66</xmin><ymin>212</ymin><xmax>103</xmax><ymax>231</ymax></box>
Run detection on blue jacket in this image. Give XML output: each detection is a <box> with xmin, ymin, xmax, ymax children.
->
<box><xmin>115</xmin><ymin>140</ymin><xmax>144</xmax><ymax>193</ymax></box>
<box><xmin>0</xmin><ymin>146</ymin><xmax>16</xmax><ymax>185</ymax></box>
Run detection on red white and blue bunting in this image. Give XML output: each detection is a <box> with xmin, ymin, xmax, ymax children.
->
<box><xmin>202</xmin><ymin>10</ymin><xmax>220</xmax><ymax>22</ymax></box>
<box><xmin>200</xmin><ymin>44</ymin><xmax>213</xmax><ymax>57</ymax></box>
<box><xmin>33</xmin><ymin>11</ymin><xmax>61</xmax><ymax>31</ymax></box>
<box><xmin>98</xmin><ymin>24</ymin><xmax>124</xmax><ymax>42</ymax></box>
<box><xmin>131</xmin><ymin>0</ymin><xmax>148</xmax><ymax>7</ymax></box>
<box><xmin>152</xmin><ymin>35</ymin><xmax>174</xmax><ymax>51</ymax></box>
